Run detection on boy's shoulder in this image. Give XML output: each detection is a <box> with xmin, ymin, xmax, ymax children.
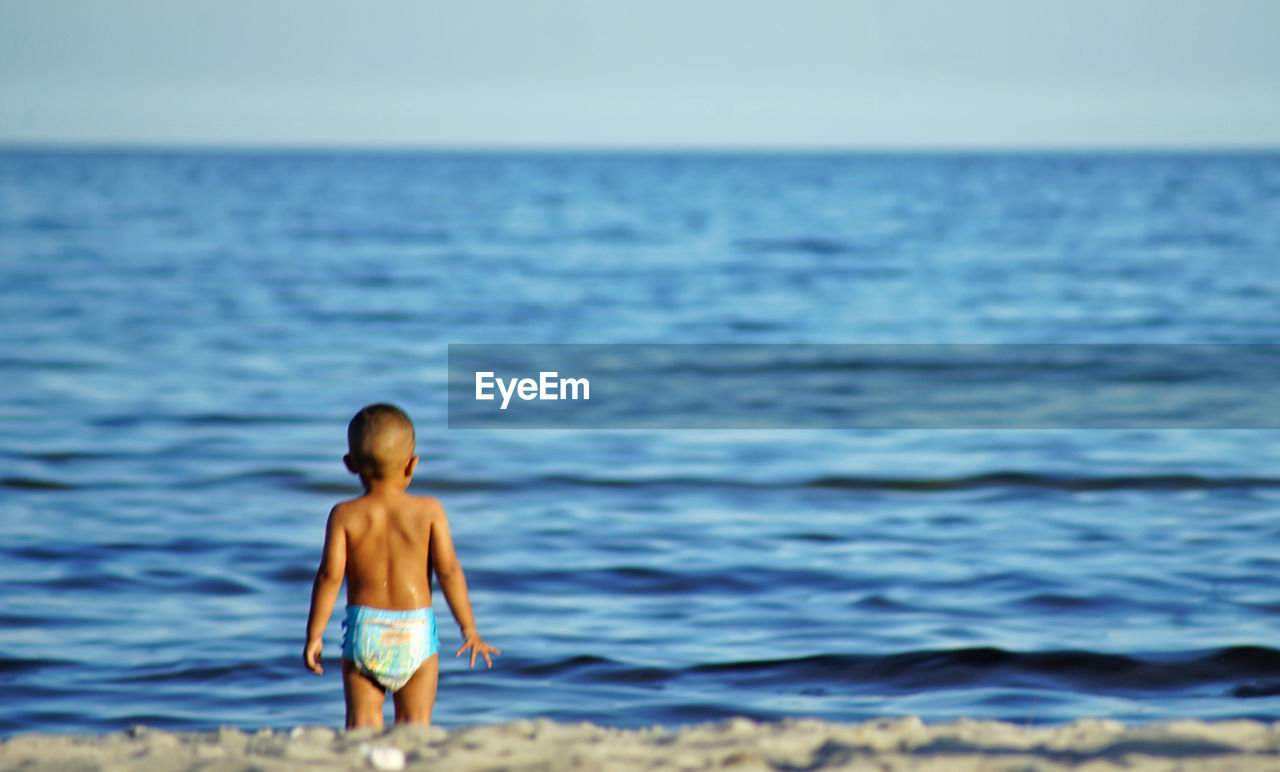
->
<box><xmin>329</xmin><ymin>492</ymin><xmax>445</xmax><ymax>519</ymax></box>
<box><xmin>406</xmin><ymin>492</ymin><xmax>446</xmax><ymax>518</ymax></box>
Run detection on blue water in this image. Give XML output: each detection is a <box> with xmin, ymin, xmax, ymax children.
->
<box><xmin>3</xmin><ymin>149</ymin><xmax>1280</xmax><ymax>734</ymax></box>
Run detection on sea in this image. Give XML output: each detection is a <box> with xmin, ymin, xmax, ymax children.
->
<box><xmin>3</xmin><ymin>148</ymin><xmax>1280</xmax><ymax>734</ymax></box>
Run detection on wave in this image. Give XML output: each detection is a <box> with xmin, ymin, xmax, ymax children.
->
<box><xmin>10</xmin><ymin>469</ymin><xmax>1280</xmax><ymax>494</ymax></box>
<box><xmin>800</xmin><ymin>472</ymin><xmax>1280</xmax><ymax>492</ymax></box>
<box><xmin>472</xmin><ymin>565</ymin><xmax>851</xmax><ymax>594</ymax></box>
<box><xmin>0</xmin><ymin>476</ymin><xmax>78</xmax><ymax>490</ymax></box>
<box><xmin>734</xmin><ymin>237</ymin><xmax>868</xmax><ymax>256</ymax></box>
<box><xmin>504</xmin><ymin>471</ymin><xmax>1280</xmax><ymax>493</ymax></box>
<box><xmin>286</xmin><ymin>225</ymin><xmax>452</xmax><ymax>246</ymax></box>
<box><xmin>510</xmin><ymin>646</ymin><xmax>1280</xmax><ymax>698</ymax></box>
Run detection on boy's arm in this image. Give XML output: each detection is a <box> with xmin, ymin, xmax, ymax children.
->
<box><xmin>430</xmin><ymin>501</ymin><xmax>501</xmax><ymax>668</ymax></box>
<box><xmin>303</xmin><ymin>506</ymin><xmax>347</xmax><ymax>674</ymax></box>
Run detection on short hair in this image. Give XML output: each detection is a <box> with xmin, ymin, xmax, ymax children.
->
<box><xmin>347</xmin><ymin>403</ymin><xmax>416</xmax><ymax>479</ymax></box>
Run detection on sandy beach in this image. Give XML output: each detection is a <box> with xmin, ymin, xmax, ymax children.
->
<box><xmin>4</xmin><ymin>717</ymin><xmax>1279</xmax><ymax>771</ymax></box>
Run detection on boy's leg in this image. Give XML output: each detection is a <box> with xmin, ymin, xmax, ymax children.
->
<box><xmin>392</xmin><ymin>653</ymin><xmax>439</xmax><ymax>725</ymax></box>
<box><xmin>342</xmin><ymin>658</ymin><xmax>386</xmax><ymax>729</ymax></box>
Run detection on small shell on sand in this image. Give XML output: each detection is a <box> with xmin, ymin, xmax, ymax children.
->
<box><xmin>2</xmin><ymin>718</ymin><xmax>1279</xmax><ymax>771</ymax></box>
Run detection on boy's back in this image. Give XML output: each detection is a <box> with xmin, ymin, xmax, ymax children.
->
<box><xmin>304</xmin><ymin>403</ymin><xmax>498</xmax><ymax>729</ymax></box>
<box><xmin>337</xmin><ymin>489</ymin><xmax>438</xmax><ymax>611</ymax></box>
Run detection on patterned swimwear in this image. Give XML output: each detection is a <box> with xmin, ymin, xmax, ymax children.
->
<box><xmin>342</xmin><ymin>605</ymin><xmax>438</xmax><ymax>692</ymax></box>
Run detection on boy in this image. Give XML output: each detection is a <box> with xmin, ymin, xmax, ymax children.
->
<box><xmin>304</xmin><ymin>403</ymin><xmax>499</xmax><ymax>729</ymax></box>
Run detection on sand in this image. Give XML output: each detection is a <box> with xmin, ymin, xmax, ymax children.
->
<box><xmin>3</xmin><ymin>717</ymin><xmax>1279</xmax><ymax>771</ymax></box>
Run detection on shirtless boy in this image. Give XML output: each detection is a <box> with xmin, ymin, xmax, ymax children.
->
<box><xmin>304</xmin><ymin>403</ymin><xmax>499</xmax><ymax>728</ymax></box>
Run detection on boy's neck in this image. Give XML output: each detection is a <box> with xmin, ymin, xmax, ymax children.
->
<box><xmin>361</xmin><ymin>476</ymin><xmax>410</xmax><ymax>495</ymax></box>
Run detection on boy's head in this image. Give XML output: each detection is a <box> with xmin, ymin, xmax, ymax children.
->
<box><xmin>345</xmin><ymin>403</ymin><xmax>417</xmax><ymax>483</ymax></box>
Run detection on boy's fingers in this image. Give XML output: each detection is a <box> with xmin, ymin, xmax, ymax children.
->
<box><xmin>454</xmin><ymin>639</ymin><xmax>499</xmax><ymax>668</ymax></box>
<box><xmin>303</xmin><ymin>641</ymin><xmax>325</xmax><ymax>674</ymax></box>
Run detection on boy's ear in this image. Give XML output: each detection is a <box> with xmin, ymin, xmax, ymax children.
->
<box><xmin>406</xmin><ymin>456</ymin><xmax>419</xmax><ymax>478</ymax></box>
<box><xmin>343</xmin><ymin>454</ymin><xmax>357</xmax><ymax>475</ymax></box>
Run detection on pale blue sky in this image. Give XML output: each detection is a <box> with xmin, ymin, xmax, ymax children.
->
<box><xmin>1</xmin><ymin>0</ymin><xmax>1277</xmax><ymax>147</ymax></box>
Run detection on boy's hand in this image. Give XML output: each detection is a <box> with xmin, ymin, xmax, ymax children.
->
<box><xmin>456</xmin><ymin>631</ymin><xmax>501</xmax><ymax>669</ymax></box>
<box><xmin>304</xmin><ymin>638</ymin><xmax>324</xmax><ymax>674</ymax></box>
